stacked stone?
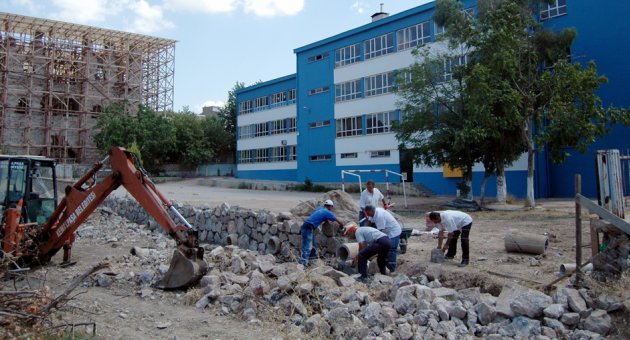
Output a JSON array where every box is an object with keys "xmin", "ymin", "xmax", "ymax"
[{"xmin": 102, "ymin": 197, "xmax": 344, "ymax": 257}]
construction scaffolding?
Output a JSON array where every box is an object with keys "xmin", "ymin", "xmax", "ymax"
[{"xmin": 0, "ymin": 12, "xmax": 176, "ymax": 163}]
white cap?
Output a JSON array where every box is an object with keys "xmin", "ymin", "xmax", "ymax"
[{"xmin": 324, "ymin": 199, "xmax": 334, "ymax": 207}]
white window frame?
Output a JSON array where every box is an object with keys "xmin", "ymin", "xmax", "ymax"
[
  {"xmin": 287, "ymin": 117, "xmax": 297, "ymax": 132},
  {"xmin": 270, "ymin": 146, "xmax": 286, "ymax": 162},
  {"xmin": 270, "ymin": 91, "xmax": 286, "ymax": 107},
  {"xmin": 397, "ymin": 22, "xmax": 431, "ymax": 51},
  {"xmin": 238, "ymin": 124, "xmax": 254, "ymax": 139},
  {"xmin": 239, "ymin": 100, "xmax": 252, "ymax": 114},
  {"xmin": 335, "ymin": 43, "xmax": 361, "ymax": 67},
  {"xmin": 366, "ymin": 111, "xmax": 396, "ymax": 135},
  {"xmin": 270, "ymin": 119, "xmax": 286, "ymax": 135},
  {"xmin": 287, "ymin": 145, "xmax": 297, "ymax": 161},
  {"xmin": 288, "ymin": 89, "xmax": 296, "ymax": 104},
  {"xmin": 255, "ymin": 122, "xmax": 268, "ymax": 137},
  {"xmin": 239, "ymin": 149, "xmax": 253, "ymax": 164},
  {"xmin": 309, "ymin": 120, "xmax": 330, "ymax": 128},
  {"xmin": 335, "ymin": 79, "xmax": 362, "ymax": 102},
  {"xmin": 370, "ymin": 150, "xmax": 391, "ymax": 158},
  {"xmin": 308, "ymin": 86, "xmax": 330, "ymax": 95},
  {"xmin": 254, "ymin": 148, "xmax": 268, "ymax": 163},
  {"xmin": 540, "ymin": 0, "xmax": 567, "ymax": 20},
  {"xmin": 336, "ymin": 116, "xmax": 363, "ymax": 138},
  {"xmin": 435, "ymin": 22, "xmax": 445, "ymax": 37},
  {"xmin": 365, "ymin": 71, "xmax": 395, "ymax": 97},
  {"xmin": 310, "ymin": 154, "xmax": 332, "ymax": 161},
  {"xmin": 253, "ymin": 96, "xmax": 268, "ymax": 112},
  {"xmin": 365, "ymin": 33, "xmax": 394, "ymax": 60},
  {"xmin": 443, "ymin": 55, "xmax": 468, "ymax": 82}
]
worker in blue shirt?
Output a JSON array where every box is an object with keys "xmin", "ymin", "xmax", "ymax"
[{"xmin": 299, "ymin": 199, "xmax": 344, "ymax": 266}]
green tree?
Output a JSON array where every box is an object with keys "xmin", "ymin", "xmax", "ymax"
[
  {"xmin": 168, "ymin": 112, "xmax": 215, "ymax": 166},
  {"xmin": 93, "ymin": 103, "xmax": 137, "ymax": 152},
  {"xmin": 404, "ymin": 0, "xmax": 627, "ymax": 206},
  {"xmin": 217, "ymin": 82, "xmax": 244, "ymax": 157}
]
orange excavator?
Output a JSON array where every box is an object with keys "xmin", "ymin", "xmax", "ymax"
[{"xmin": 0, "ymin": 147, "xmax": 208, "ymax": 289}]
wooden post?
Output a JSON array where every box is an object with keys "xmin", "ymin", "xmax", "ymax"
[
  {"xmin": 590, "ymin": 222, "xmax": 599, "ymax": 257},
  {"xmin": 575, "ymin": 174, "xmax": 582, "ymax": 285}
]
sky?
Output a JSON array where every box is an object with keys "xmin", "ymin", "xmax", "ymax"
[{"xmin": 0, "ymin": 0, "xmax": 431, "ymax": 113}]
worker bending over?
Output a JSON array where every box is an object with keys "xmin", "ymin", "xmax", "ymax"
[
  {"xmin": 344, "ymin": 225, "xmax": 391, "ymax": 283},
  {"xmin": 363, "ymin": 205, "xmax": 401, "ymax": 272},
  {"xmin": 299, "ymin": 200, "xmax": 344, "ymax": 267},
  {"xmin": 429, "ymin": 210, "xmax": 473, "ymax": 267}
]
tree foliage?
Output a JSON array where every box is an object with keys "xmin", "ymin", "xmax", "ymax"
[
  {"xmin": 217, "ymin": 82, "xmax": 244, "ymax": 156},
  {"xmin": 94, "ymin": 104, "xmax": 232, "ymax": 173},
  {"xmin": 396, "ymin": 0, "xmax": 627, "ymax": 205}
]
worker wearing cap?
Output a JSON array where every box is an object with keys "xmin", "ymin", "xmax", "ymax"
[
  {"xmin": 429, "ymin": 210, "xmax": 473, "ymax": 267},
  {"xmin": 299, "ymin": 200, "xmax": 344, "ymax": 267},
  {"xmin": 344, "ymin": 225, "xmax": 391, "ymax": 282},
  {"xmin": 364, "ymin": 205, "xmax": 402, "ymax": 272},
  {"xmin": 358, "ymin": 180, "xmax": 388, "ymax": 226}
]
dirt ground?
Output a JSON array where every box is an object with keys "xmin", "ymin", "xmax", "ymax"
[{"xmin": 5, "ymin": 179, "xmax": 600, "ymax": 339}]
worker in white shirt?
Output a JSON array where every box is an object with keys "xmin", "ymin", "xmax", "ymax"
[
  {"xmin": 429, "ymin": 210, "xmax": 473, "ymax": 267},
  {"xmin": 358, "ymin": 180, "xmax": 388, "ymax": 226},
  {"xmin": 364, "ymin": 205, "xmax": 402, "ymax": 272}
]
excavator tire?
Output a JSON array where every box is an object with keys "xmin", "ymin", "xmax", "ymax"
[{"xmin": 154, "ymin": 248, "xmax": 208, "ymax": 289}]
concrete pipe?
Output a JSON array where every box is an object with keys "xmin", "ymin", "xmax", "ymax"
[
  {"xmin": 226, "ymin": 233, "xmax": 238, "ymax": 246},
  {"xmin": 560, "ymin": 263, "xmax": 593, "ymax": 275},
  {"xmin": 337, "ymin": 242, "xmax": 359, "ymax": 261},
  {"xmin": 504, "ymin": 230, "xmax": 549, "ymax": 255},
  {"xmin": 266, "ymin": 236, "xmax": 281, "ymax": 255}
]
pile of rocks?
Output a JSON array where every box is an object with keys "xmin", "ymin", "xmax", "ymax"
[
  {"xmin": 97, "ymin": 198, "xmax": 629, "ymax": 339},
  {"xmin": 188, "ymin": 245, "xmax": 625, "ymax": 339},
  {"xmin": 102, "ymin": 192, "xmax": 356, "ymax": 259}
]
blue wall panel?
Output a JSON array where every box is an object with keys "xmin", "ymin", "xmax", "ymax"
[{"xmin": 413, "ymin": 170, "xmax": 528, "ymax": 198}]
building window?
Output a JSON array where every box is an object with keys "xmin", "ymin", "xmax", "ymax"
[
  {"xmin": 16, "ymin": 98, "xmax": 29, "ymax": 114},
  {"xmin": 308, "ymin": 52, "xmax": 329, "ymax": 63},
  {"xmin": 370, "ymin": 150, "xmax": 391, "ymax": 158},
  {"xmin": 397, "ymin": 21, "xmax": 431, "ymax": 51},
  {"xmin": 309, "ymin": 120, "xmax": 330, "ymax": 128},
  {"xmin": 239, "ymin": 150, "xmax": 254, "ymax": 164},
  {"xmin": 310, "ymin": 154, "xmax": 332, "ymax": 161},
  {"xmin": 366, "ymin": 111, "xmax": 396, "ymax": 134},
  {"xmin": 270, "ymin": 146, "xmax": 286, "ymax": 162},
  {"xmin": 238, "ymin": 125, "xmax": 254, "ymax": 139},
  {"xmin": 270, "ymin": 91, "xmax": 287, "ymax": 107},
  {"xmin": 365, "ymin": 33, "xmax": 394, "ymax": 60},
  {"xmin": 336, "ymin": 116, "xmax": 363, "ymax": 138},
  {"xmin": 366, "ymin": 72, "xmax": 395, "ymax": 97},
  {"xmin": 255, "ymin": 122, "xmax": 269, "ymax": 137},
  {"xmin": 435, "ymin": 22, "xmax": 445, "ymax": 37},
  {"xmin": 287, "ymin": 117, "xmax": 297, "ymax": 132},
  {"xmin": 443, "ymin": 55, "xmax": 468, "ymax": 82},
  {"xmin": 341, "ymin": 152, "xmax": 358, "ymax": 159},
  {"xmin": 271, "ymin": 119, "xmax": 286, "ymax": 135},
  {"xmin": 253, "ymin": 96, "xmax": 269, "ymax": 112},
  {"xmin": 288, "ymin": 89, "xmax": 296, "ymax": 104},
  {"xmin": 308, "ymin": 86, "xmax": 330, "ymax": 95},
  {"xmin": 540, "ymin": 0, "xmax": 566, "ymax": 20},
  {"xmin": 462, "ymin": 7, "xmax": 475, "ymax": 19},
  {"xmin": 335, "ymin": 43, "xmax": 361, "ymax": 67},
  {"xmin": 287, "ymin": 145, "xmax": 297, "ymax": 161},
  {"xmin": 239, "ymin": 100, "xmax": 252, "ymax": 114},
  {"xmin": 335, "ymin": 79, "xmax": 362, "ymax": 102},
  {"xmin": 255, "ymin": 148, "xmax": 268, "ymax": 163}
]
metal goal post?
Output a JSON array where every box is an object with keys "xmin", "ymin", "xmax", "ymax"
[{"xmin": 341, "ymin": 169, "xmax": 407, "ymax": 208}]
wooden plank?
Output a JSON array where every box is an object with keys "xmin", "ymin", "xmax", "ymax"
[
  {"xmin": 590, "ymin": 222, "xmax": 599, "ymax": 257},
  {"xmin": 578, "ymin": 194, "xmax": 630, "ymax": 235}
]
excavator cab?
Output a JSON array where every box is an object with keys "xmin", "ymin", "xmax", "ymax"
[{"xmin": 0, "ymin": 155, "xmax": 58, "ymax": 225}]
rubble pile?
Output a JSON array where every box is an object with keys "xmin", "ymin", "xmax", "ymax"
[
  {"xmin": 590, "ymin": 218, "xmax": 630, "ymax": 280},
  {"xmin": 88, "ymin": 202, "xmax": 629, "ymax": 339}
]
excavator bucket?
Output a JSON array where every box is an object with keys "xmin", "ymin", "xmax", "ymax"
[{"xmin": 155, "ymin": 248, "xmax": 208, "ymax": 290}]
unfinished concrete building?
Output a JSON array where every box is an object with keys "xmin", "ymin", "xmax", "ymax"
[{"xmin": 0, "ymin": 12, "xmax": 175, "ymax": 163}]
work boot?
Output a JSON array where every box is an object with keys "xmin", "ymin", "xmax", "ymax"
[{"xmin": 458, "ymin": 260, "xmax": 469, "ymax": 267}]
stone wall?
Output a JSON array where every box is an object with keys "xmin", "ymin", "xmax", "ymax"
[{"xmin": 102, "ymin": 196, "xmax": 346, "ymax": 258}]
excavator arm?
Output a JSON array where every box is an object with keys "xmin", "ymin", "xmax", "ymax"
[{"xmin": 33, "ymin": 147, "xmax": 207, "ymax": 289}]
